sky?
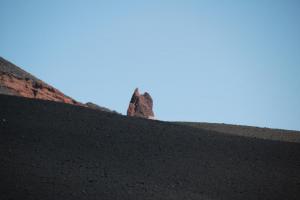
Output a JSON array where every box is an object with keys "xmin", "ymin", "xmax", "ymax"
[{"xmin": 1, "ymin": 0, "xmax": 300, "ymax": 130}]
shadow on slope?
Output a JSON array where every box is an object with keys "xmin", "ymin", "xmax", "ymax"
[{"xmin": 175, "ymin": 122, "xmax": 300, "ymax": 143}]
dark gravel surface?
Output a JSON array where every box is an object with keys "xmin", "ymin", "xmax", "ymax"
[{"xmin": 1, "ymin": 94, "xmax": 300, "ymax": 200}]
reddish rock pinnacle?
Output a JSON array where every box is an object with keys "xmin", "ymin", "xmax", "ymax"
[{"xmin": 127, "ymin": 88, "xmax": 155, "ymax": 119}]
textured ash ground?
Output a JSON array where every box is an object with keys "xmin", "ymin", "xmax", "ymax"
[{"xmin": 0, "ymin": 94, "xmax": 300, "ymax": 200}]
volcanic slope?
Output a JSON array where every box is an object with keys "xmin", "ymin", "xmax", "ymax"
[
  {"xmin": 0, "ymin": 57, "xmax": 116, "ymax": 113},
  {"xmin": 0, "ymin": 56, "xmax": 80, "ymax": 105},
  {"xmin": 1, "ymin": 94, "xmax": 300, "ymax": 200}
]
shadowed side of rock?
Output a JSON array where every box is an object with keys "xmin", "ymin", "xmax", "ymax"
[{"xmin": 127, "ymin": 88, "xmax": 155, "ymax": 119}]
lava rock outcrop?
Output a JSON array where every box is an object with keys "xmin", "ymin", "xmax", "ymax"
[{"xmin": 127, "ymin": 88, "xmax": 155, "ymax": 119}]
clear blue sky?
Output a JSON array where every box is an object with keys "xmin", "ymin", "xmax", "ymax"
[{"xmin": 1, "ymin": 0, "xmax": 300, "ymax": 130}]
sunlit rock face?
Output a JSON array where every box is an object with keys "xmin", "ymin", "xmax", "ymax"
[{"xmin": 127, "ymin": 88, "xmax": 155, "ymax": 119}]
